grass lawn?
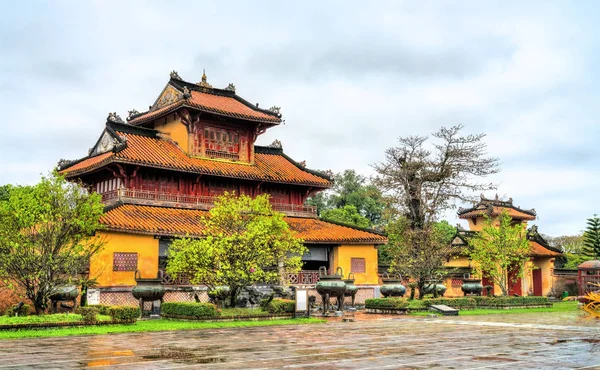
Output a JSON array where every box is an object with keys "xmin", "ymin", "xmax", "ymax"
[
  {"xmin": 0, "ymin": 314, "xmax": 112, "ymax": 325},
  {"xmin": 220, "ymin": 307, "xmax": 272, "ymax": 317},
  {"xmin": 0, "ymin": 317, "xmax": 325, "ymax": 340},
  {"xmin": 409, "ymin": 301, "xmax": 579, "ymax": 316}
]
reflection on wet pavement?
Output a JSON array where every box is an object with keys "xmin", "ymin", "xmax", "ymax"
[{"xmin": 0, "ymin": 310, "xmax": 598, "ymax": 369}]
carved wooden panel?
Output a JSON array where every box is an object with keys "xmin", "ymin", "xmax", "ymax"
[
  {"xmin": 351, "ymin": 258, "xmax": 366, "ymax": 273},
  {"xmin": 113, "ymin": 252, "xmax": 138, "ymax": 272}
]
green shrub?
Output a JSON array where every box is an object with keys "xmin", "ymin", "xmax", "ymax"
[
  {"xmin": 5, "ymin": 304, "xmax": 30, "ymax": 317},
  {"xmin": 473, "ymin": 296, "xmax": 550, "ymax": 307},
  {"xmin": 108, "ymin": 306, "xmax": 139, "ymax": 323},
  {"xmin": 76, "ymin": 307, "xmax": 99, "ymax": 324},
  {"xmin": 365, "ymin": 298, "xmax": 409, "ymax": 310},
  {"xmin": 87, "ymin": 304, "xmax": 111, "ymax": 316},
  {"xmin": 265, "ymin": 299, "xmax": 295, "ymax": 314},
  {"xmin": 423, "ymin": 298, "xmax": 476, "ymax": 309},
  {"xmin": 407, "ymin": 299, "xmax": 427, "ymax": 310},
  {"xmin": 161, "ymin": 302, "xmax": 220, "ymax": 318}
]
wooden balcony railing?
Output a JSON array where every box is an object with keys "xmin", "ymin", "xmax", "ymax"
[{"xmin": 100, "ymin": 188, "xmax": 317, "ymax": 217}]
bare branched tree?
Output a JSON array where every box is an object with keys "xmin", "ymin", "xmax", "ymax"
[
  {"xmin": 374, "ymin": 125, "xmax": 499, "ymax": 298},
  {"xmin": 373, "ymin": 124, "xmax": 500, "ymax": 229}
]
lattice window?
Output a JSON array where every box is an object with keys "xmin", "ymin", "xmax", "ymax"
[
  {"xmin": 113, "ymin": 252, "xmax": 138, "ymax": 272},
  {"xmin": 451, "ymin": 278, "xmax": 463, "ymax": 287},
  {"xmin": 351, "ymin": 258, "xmax": 366, "ymax": 273},
  {"xmin": 203, "ymin": 126, "xmax": 240, "ymax": 160}
]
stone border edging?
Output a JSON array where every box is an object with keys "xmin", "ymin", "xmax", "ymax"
[
  {"xmin": 161, "ymin": 313, "xmax": 294, "ymax": 321},
  {"xmin": 0, "ymin": 320, "xmax": 135, "ymax": 330}
]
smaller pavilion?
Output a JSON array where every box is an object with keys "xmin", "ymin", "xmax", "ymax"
[{"xmin": 446, "ymin": 195, "xmax": 562, "ymax": 297}]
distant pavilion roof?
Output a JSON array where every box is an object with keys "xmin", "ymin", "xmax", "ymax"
[
  {"xmin": 449, "ymin": 225, "xmax": 562, "ymax": 258},
  {"xmin": 458, "ymin": 194, "xmax": 536, "ymax": 221}
]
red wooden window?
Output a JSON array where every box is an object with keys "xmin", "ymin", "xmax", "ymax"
[
  {"xmin": 203, "ymin": 126, "xmax": 240, "ymax": 160},
  {"xmin": 113, "ymin": 252, "xmax": 138, "ymax": 272},
  {"xmin": 351, "ymin": 258, "xmax": 366, "ymax": 273}
]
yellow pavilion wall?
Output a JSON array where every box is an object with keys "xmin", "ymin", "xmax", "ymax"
[
  {"xmin": 152, "ymin": 115, "xmax": 188, "ymax": 150},
  {"xmin": 90, "ymin": 231, "xmax": 159, "ymax": 287},
  {"xmin": 331, "ymin": 245, "xmax": 379, "ymax": 285},
  {"xmin": 443, "ymin": 256, "xmax": 471, "ymax": 297}
]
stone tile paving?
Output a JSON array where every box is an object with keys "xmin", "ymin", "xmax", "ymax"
[{"xmin": 0, "ymin": 311, "xmax": 598, "ymax": 369}]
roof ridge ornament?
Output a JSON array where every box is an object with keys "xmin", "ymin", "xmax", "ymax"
[
  {"xmin": 225, "ymin": 83, "xmax": 236, "ymax": 92},
  {"xmin": 197, "ymin": 69, "xmax": 212, "ymax": 88},
  {"xmin": 170, "ymin": 70, "xmax": 182, "ymax": 81},
  {"xmin": 268, "ymin": 139, "xmax": 282, "ymax": 149},
  {"xmin": 269, "ymin": 106, "xmax": 281, "ymax": 115},
  {"xmin": 127, "ymin": 109, "xmax": 140, "ymax": 121},
  {"xmin": 107, "ymin": 112, "xmax": 125, "ymax": 124},
  {"xmin": 182, "ymin": 86, "xmax": 191, "ymax": 99}
]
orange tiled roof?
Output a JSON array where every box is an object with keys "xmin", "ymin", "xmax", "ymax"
[
  {"xmin": 458, "ymin": 206, "xmax": 536, "ymax": 221},
  {"xmin": 61, "ymin": 131, "xmax": 331, "ymax": 187},
  {"xmin": 529, "ymin": 241, "xmax": 561, "ymax": 257},
  {"xmin": 128, "ymin": 80, "xmax": 281, "ymax": 125},
  {"xmin": 100, "ymin": 204, "xmax": 387, "ymax": 244}
]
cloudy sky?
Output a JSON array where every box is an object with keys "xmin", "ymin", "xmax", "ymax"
[{"xmin": 1, "ymin": 1, "xmax": 598, "ymax": 236}]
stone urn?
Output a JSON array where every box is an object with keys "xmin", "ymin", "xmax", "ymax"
[
  {"xmin": 461, "ymin": 278, "xmax": 484, "ymax": 296},
  {"xmin": 422, "ymin": 281, "xmax": 447, "ymax": 297},
  {"xmin": 315, "ymin": 266, "xmax": 346, "ymax": 313},
  {"xmin": 343, "ymin": 273, "xmax": 359, "ymax": 308},
  {"xmin": 49, "ymin": 285, "xmax": 79, "ymax": 313},
  {"xmin": 380, "ymin": 273, "xmax": 406, "ymax": 298},
  {"xmin": 132, "ymin": 270, "xmax": 166, "ymax": 317}
]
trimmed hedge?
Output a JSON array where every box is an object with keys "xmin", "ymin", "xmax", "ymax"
[
  {"xmin": 87, "ymin": 304, "xmax": 112, "ymax": 316},
  {"xmin": 472, "ymin": 296, "xmax": 550, "ymax": 307},
  {"xmin": 423, "ymin": 298, "xmax": 477, "ymax": 309},
  {"xmin": 76, "ymin": 307, "xmax": 99, "ymax": 324},
  {"xmin": 365, "ymin": 298, "xmax": 409, "ymax": 310},
  {"xmin": 108, "ymin": 306, "xmax": 139, "ymax": 323},
  {"xmin": 265, "ymin": 299, "xmax": 295, "ymax": 314},
  {"xmin": 161, "ymin": 302, "xmax": 220, "ymax": 318}
]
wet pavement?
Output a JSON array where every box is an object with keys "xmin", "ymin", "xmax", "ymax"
[{"xmin": 0, "ymin": 311, "xmax": 599, "ymax": 369}]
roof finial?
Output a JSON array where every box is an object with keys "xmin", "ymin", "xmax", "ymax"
[{"xmin": 197, "ymin": 69, "xmax": 212, "ymax": 88}]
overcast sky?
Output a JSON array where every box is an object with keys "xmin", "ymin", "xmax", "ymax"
[{"xmin": 1, "ymin": 1, "xmax": 598, "ymax": 236}]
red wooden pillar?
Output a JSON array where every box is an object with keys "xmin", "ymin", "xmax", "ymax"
[{"xmin": 532, "ymin": 269, "xmax": 543, "ymax": 296}]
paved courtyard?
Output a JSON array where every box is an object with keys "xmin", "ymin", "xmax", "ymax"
[{"xmin": 0, "ymin": 311, "xmax": 598, "ymax": 369}]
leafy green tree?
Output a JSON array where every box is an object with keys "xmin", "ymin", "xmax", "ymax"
[
  {"xmin": 582, "ymin": 215, "xmax": 600, "ymax": 259},
  {"xmin": 467, "ymin": 210, "xmax": 531, "ymax": 296},
  {"xmin": 383, "ymin": 217, "xmax": 453, "ymax": 299},
  {"xmin": 0, "ymin": 185, "xmax": 10, "ymax": 201},
  {"xmin": 166, "ymin": 193, "xmax": 305, "ymax": 307},
  {"xmin": 320, "ymin": 205, "xmax": 371, "ymax": 228},
  {"xmin": 305, "ymin": 169, "xmax": 386, "ymax": 226},
  {"xmin": 0, "ymin": 173, "xmax": 105, "ymax": 314}
]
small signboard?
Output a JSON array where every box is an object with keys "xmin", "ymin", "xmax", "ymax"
[{"xmin": 295, "ymin": 289, "xmax": 308, "ymax": 318}]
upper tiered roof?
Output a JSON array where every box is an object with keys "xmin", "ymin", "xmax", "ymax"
[
  {"xmin": 127, "ymin": 70, "xmax": 282, "ymax": 126},
  {"xmin": 458, "ymin": 194, "xmax": 537, "ymax": 221},
  {"xmin": 59, "ymin": 120, "xmax": 332, "ymax": 187}
]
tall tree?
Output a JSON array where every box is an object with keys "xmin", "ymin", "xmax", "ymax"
[
  {"xmin": 467, "ymin": 211, "xmax": 531, "ymax": 296},
  {"xmin": 166, "ymin": 193, "xmax": 305, "ymax": 307},
  {"xmin": 0, "ymin": 173, "xmax": 105, "ymax": 314},
  {"xmin": 373, "ymin": 124, "xmax": 500, "ymax": 229},
  {"xmin": 582, "ymin": 215, "xmax": 600, "ymax": 260},
  {"xmin": 383, "ymin": 217, "xmax": 453, "ymax": 299}
]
